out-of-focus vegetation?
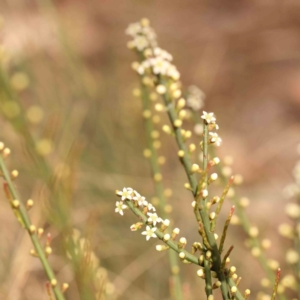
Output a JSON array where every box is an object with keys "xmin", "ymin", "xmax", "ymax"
[{"xmin": 1, "ymin": 1, "xmax": 300, "ymax": 300}]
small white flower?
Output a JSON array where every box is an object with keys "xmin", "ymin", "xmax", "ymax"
[
  {"xmin": 150, "ymin": 57, "xmax": 170, "ymax": 75},
  {"xmin": 201, "ymin": 111, "xmax": 216, "ymax": 124},
  {"xmin": 125, "ymin": 22, "xmax": 142, "ymax": 36},
  {"xmin": 115, "ymin": 201, "xmax": 127, "ymax": 215},
  {"xmin": 161, "ymin": 50, "xmax": 173, "ymax": 61},
  {"xmin": 141, "ymin": 226, "xmax": 157, "ymax": 240},
  {"xmin": 133, "ymin": 36, "xmax": 149, "ymax": 51},
  {"xmin": 147, "ymin": 203, "xmax": 156, "ymax": 212},
  {"xmin": 132, "ymin": 192, "xmax": 146, "ymax": 205},
  {"xmin": 209, "ymin": 132, "xmax": 222, "ymax": 146},
  {"xmin": 166, "ymin": 65, "xmax": 180, "ymax": 80},
  {"xmin": 117, "ymin": 187, "xmax": 133, "ymax": 200},
  {"xmin": 147, "ymin": 212, "xmax": 162, "ymax": 225}
]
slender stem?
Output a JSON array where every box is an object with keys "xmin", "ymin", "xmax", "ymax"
[
  {"xmin": 158, "ymin": 88, "xmax": 232, "ymax": 300},
  {"xmin": 0, "ymin": 155, "xmax": 66, "ymax": 300},
  {"xmin": 192, "ymin": 111, "xmax": 287, "ymax": 300},
  {"xmin": 140, "ymin": 81, "xmax": 184, "ymax": 300},
  {"xmin": 204, "ymin": 258, "xmax": 213, "ymax": 298}
]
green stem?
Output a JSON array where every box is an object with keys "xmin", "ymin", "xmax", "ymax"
[
  {"xmin": 158, "ymin": 87, "xmax": 231, "ymax": 300},
  {"xmin": 193, "ymin": 112, "xmax": 287, "ymax": 300},
  {"xmin": 204, "ymin": 258, "xmax": 213, "ymax": 298},
  {"xmin": 0, "ymin": 155, "xmax": 66, "ymax": 300},
  {"xmin": 140, "ymin": 81, "xmax": 184, "ymax": 300}
]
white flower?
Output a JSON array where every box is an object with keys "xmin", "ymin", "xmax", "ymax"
[
  {"xmin": 201, "ymin": 111, "xmax": 216, "ymax": 124},
  {"xmin": 166, "ymin": 65, "xmax": 180, "ymax": 80},
  {"xmin": 141, "ymin": 226, "xmax": 157, "ymax": 240},
  {"xmin": 150, "ymin": 57, "xmax": 170, "ymax": 75},
  {"xmin": 147, "ymin": 203, "xmax": 156, "ymax": 212},
  {"xmin": 209, "ymin": 132, "xmax": 222, "ymax": 146},
  {"xmin": 125, "ymin": 22, "xmax": 142, "ymax": 36},
  {"xmin": 141, "ymin": 27, "xmax": 157, "ymax": 43},
  {"xmin": 115, "ymin": 201, "xmax": 127, "ymax": 215},
  {"xmin": 133, "ymin": 36, "xmax": 149, "ymax": 51},
  {"xmin": 133, "ymin": 192, "xmax": 146, "ymax": 205},
  {"xmin": 147, "ymin": 212, "xmax": 162, "ymax": 225},
  {"xmin": 161, "ymin": 50, "xmax": 173, "ymax": 61},
  {"xmin": 117, "ymin": 187, "xmax": 133, "ymax": 200}
]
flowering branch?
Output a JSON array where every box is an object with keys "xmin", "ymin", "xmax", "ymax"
[{"xmin": 0, "ymin": 144, "xmax": 66, "ymax": 300}]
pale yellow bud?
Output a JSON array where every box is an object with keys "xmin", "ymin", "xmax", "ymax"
[
  {"xmin": 179, "ymin": 110, "xmax": 187, "ymax": 120},
  {"xmin": 184, "ymin": 183, "xmax": 191, "ymax": 190},
  {"xmin": 29, "ymin": 225, "xmax": 36, "ymax": 234},
  {"xmin": 286, "ymin": 249, "xmax": 299, "ymax": 264},
  {"xmin": 164, "ymin": 188, "xmax": 172, "ymax": 197},
  {"xmin": 172, "ymin": 89, "xmax": 181, "ymax": 99},
  {"xmin": 209, "ymin": 212, "xmax": 216, "ymax": 220},
  {"xmin": 231, "ymin": 286, "xmax": 237, "ymax": 294},
  {"xmin": 189, "ymin": 143, "xmax": 196, "ymax": 152},
  {"xmin": 285, "ymin": 203, "xmax": 300, "ymax": 219},
  {"xmin": 191, "ymin": 164, "xmax": 200, "ymax": 174},
  {"xmin": 143, "ymin": 149, "xmax": 152, "ymax": 158},
  {"xmin": 173, "ymin": 119, "xmax": 182, "ymax": 128},
  {"xmin": 210, "ymin": 173, "xmax": 218, "ymax": 181},
  {"xmin": 26, "ymin": 199, "xmax": 34, "ymax": 209},
  {"xmin": 234, "ymin": 174, "xmax": 243, "ymax": 185},
  {"xmin": 177, "ymin": 98, "xmax": 186, "ymax": 110},
  {"xmin": 164, "ymin": 204, "xmax": 173, "ymax": 213},
  {"xmin": 156, "ymin": 85, "xmax": 167, "ymax": 94},
  {"xmin": 151, "ymin": 130, "xmax": 160, "ymax": 139},
  {"xmin": 251, "ymin": 247, "xmax": 261, "ymax": 257},
  {"xmin": 261, "ymin": 239, "xmax": 271, "ymax": 249},
  {"xmin": 62, "ymin": 283, "xmax": 69, "ymax": 293},
  {"xmin": 184, "ymin": 130, "xmax": 192, "ymax": 139},
  {"xmin": 45, "ymin": 246, "xmax": 52, "ymax": 255},
  {"xmin": 3, "ymin": 148, "xmax": 11, "ymax": 158},
  {"xmin": 51, "ymin": 279, "xmax": 57, "ymax": 287},
  {"xmin": 154, "ymin": 173, "xmax": 162, "ymax": 182},
  {"xmin": 12, "ymin": 200, "xmax": 20, "ymax": 208},
  {"xmin": 162, "ymin": 125, "xmax": 172, "ymax": 134},
  {"xmin": 248, "ymin": 226, "xmax": 259, "ymax": 237},
  {"xmin": 178, "ymin": 150, "xmax": 185, "ymax": 158},
  {"xmin": 155, "ymin": 103, "xmax": 165, "ymax": 112},
  {"xmin": 140, "ymin": 18, "xmax": 150, "ymax": 27},
  {"xmin": 239, "ymin": 197, "xmax": 250, "ymax": 208},
  {"xmin": 142, "ymin": 110, "xmax": 152, "ymax": 119},
  {"xmin": 132, "ymin": 88, "xmax": 141, "ymax": 97},
  {"xmin": 212, "ymin": 157, "xmax": 220, "ymax": 165},
  {"xmin": 11, "ymin": 170, "xmax": 19, "ymax": 179}
]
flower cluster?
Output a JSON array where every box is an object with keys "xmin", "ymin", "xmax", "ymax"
[
  {"xmin": 126, "ymin": 20, "xmax": 180, "ymax": 81},
  {"xmin": 116, "ymin": 187, "xmax": 169, "ymax": 241}
]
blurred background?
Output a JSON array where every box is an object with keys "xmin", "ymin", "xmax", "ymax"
[{"xmin": 0, "ymin": 0, "xmax": 300, "ymax": 299}]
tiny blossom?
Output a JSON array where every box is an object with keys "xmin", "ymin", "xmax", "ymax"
[
  {"xmin": 150, "ymin": 57, "xmax": 170, "ymax": 75},
  {"xmin": 133, "ymin": 36, "xmax": 149, "ymax": 51},
  {"xmin": 117, "ymin": 187, "xmax": 133, "ymax": 200},
  {"xmin": 147, "ymin": 203, "xmax": 156, "ymax": 212},
  {"xmin": 141, "ymin": 226, "xmax": 157, "ymax": 241},
  {"xmin": 115, "ymin": 201, "xmax": 127, "ymax": 216},
  {"xmin": 209, "ymin": 132, "xmax": 222, "ymax": 146},
  {"xmin": 147, "ymin": 212, "xmax": 162, "ymax": 225},
  {"xmin": 201, "ymin": 111, "xmax": 216, "ymax": 124},
  {"xmin": 125, "ymin": 22, "xmax": 142, "ymax": 36}
]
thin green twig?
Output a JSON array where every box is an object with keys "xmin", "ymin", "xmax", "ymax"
[{"xmin": 0, "ymin": 155, "xmax": 66, "ymax": 300}]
